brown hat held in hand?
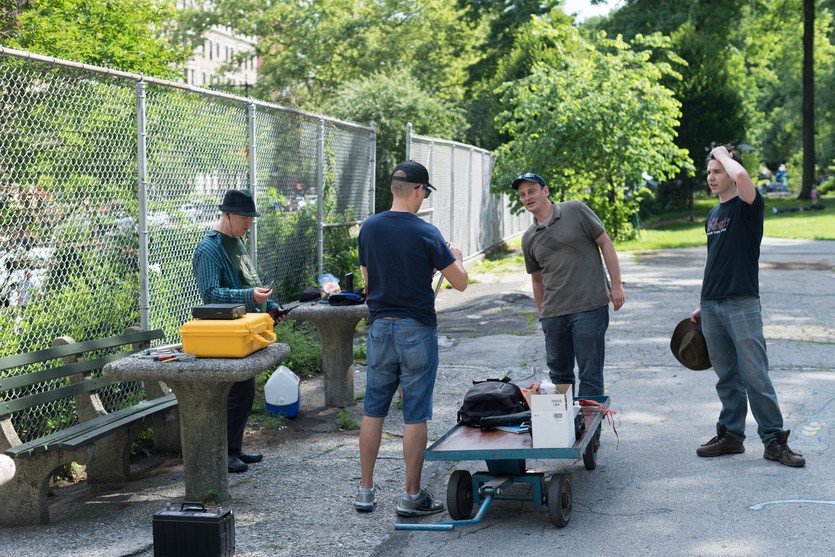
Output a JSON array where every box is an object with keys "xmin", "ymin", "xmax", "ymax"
[{"xmin": 670, "ymin": 318, "xmax": 712, "ymax": 371}]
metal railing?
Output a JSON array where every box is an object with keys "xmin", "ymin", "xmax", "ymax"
[{"xmin": 405, "ymin": 123, "xmax": 530, "ymax": 260}]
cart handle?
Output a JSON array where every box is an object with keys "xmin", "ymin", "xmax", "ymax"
[{"xmin": 394, "ymin": 496, "xmax": 494, "ymax": 532}]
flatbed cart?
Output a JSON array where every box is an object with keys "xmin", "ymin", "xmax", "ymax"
[{"xmin": 395, "ymin": 395, "xmax": 610, "ymax": 531}]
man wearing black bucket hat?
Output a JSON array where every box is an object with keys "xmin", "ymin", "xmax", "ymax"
[
  {"xmin": 690, "ymin": 145, "xmax": 804, "ymax": 467},
  {"xmin": 193, "ymin": 188, "xmax": 285, "ymax": 473}
]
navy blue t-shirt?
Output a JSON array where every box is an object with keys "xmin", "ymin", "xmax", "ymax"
[
  {"xmin": 358, "ymin": 211, "xmax": 455, "ymax": 327},
  {"xmin": 701, "ymin": 191, "xmax": 764, "ymax": 300}
]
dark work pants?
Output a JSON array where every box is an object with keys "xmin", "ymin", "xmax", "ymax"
[{"xmin": 227, "ymin": 377, "xmax": 255, "ymax": 453}]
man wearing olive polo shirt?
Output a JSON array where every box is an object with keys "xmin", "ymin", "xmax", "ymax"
[{"xmin": 513, "ymin": 172, "xmax": 625, "ymax": 413}]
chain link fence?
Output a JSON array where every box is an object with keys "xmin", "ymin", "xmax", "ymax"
[
  {"xmin": 0, "ymin": 47, "xmax": 374, "ymax": 442},
  {"xmin": 406, "ymin": 124, "xmax": 530, "ymax": 260},
  {"xmin": 0, "ymin": 47, "xmax": 524, "ymax": 444}
]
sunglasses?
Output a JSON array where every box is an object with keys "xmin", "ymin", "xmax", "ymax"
[{"xmin": 414, "ymin": 184, "xmax": 432, "ymax": 199}]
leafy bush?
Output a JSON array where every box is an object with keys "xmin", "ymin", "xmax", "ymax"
[
  {"xmin": 270, "ymin": 320, "xmax": 322, "ymax": 378},
  {"xmin": 818, "ymin": 175, "xmax": 835, "ymax": 195}
]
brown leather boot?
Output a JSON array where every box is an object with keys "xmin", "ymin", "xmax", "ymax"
[
  {"xmin": 763, "ymin": 430, "xmax": 806, "ymax": 467},
  {"xmin": 696, "ymin": 423, "xmax": 745, "ymax": 457}
]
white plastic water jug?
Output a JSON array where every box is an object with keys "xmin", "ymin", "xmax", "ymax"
[{"xmin": 264, "ymin": 365, "xmax": 300, "ymax": 418}]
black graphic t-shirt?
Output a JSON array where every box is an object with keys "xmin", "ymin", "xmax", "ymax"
[{"xmin": 700, "ymin": 191, "xmax": 764, "ymax": 300}]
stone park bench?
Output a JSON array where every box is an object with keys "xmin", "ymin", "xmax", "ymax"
[{"xmin": 0, "ymin": 328, "xmax": 180, "ymax": 526}]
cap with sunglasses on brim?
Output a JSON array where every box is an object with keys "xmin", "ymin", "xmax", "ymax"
[
  {"xmin": 511, "ymin": 172, "xmax": 548, "ymax": 190},
  {"xmin": 392, "ymin": 161, "xmax": 436, "ymax": 193}
]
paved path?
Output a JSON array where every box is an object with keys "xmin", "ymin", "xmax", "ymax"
[{"xmin": 1, "ymin": 238, "xmax": 833, "ymax": 557}]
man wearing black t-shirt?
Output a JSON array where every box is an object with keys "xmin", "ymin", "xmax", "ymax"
[
  {"xmin": 354, "ymin": 161, "xmax": 468, "ymax": 516},
  {"xmin": 690, "ymin": 145, "xmax": 804, "ymax": 467}
]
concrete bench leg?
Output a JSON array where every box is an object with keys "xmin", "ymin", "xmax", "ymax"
[
  {"xmin": 0, "ymin": 446, "xmax": 93, "ymax": 526},
  {"xmin": 85, "ymin": 430, "xmax": 131, "ymax": 484}
]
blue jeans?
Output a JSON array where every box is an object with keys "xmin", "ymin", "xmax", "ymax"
[
  {"xmin": 540, "ymin": 305, "xmax": 609, "ymax": 397},
  {"xmin": 700, "ymin": 297, "xmax": 783, "ymax": 444},
  {"xmin": 364, "ymin": 318, "xmax": 438, "ymax": 424}
]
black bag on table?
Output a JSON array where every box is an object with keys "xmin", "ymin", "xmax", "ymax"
[{"xmin": 457, "ymin": 378, "xmax": 528, "ymax": 429}]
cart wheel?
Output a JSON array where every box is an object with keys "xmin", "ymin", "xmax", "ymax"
[
  {"xmin": 446, "ymin": 470, "xmax": 474, "ymax": 520},
  {"xmin": 547, "ymin": 474, "xmax": 572, "ymax": 527},
  {"xmin": 583, "ymin": 435, "xmax": 599, "ymax": 470}
]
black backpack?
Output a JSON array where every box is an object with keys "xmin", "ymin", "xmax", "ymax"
[{"xmin": 457, "ymin": 378, "xmax": 529, "ymax": 428}]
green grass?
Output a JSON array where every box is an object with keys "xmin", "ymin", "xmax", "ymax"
[
  {"xmin": 467, "ymin": 237, "xmax": 525, "ymax": 274},
  {"xmin": 617, "ymin": 193, "xmax": 835, "ymax": 251}
]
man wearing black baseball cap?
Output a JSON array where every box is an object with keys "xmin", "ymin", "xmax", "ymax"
[
  {"xmin": 193, "ymin": 189, "xmax": 286, "ymax": 473},
  {"xmin": 513, "ymin": 172, "xmax": 625, "ymax": 442},
  {"xmin": 390, "ymin": 160, "xmax": 437, "ymax": 197},
  {"xmin": 355, "ymin": 161, "xmax": 467, "ymax": 516}
]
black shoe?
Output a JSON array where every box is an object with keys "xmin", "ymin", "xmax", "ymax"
[
  {"xmin": 227, "ymin": 454, "xmax": 249, "ymax": 473},
  {"xmin": 696, "ymin": 423, "xmax": 745, "ymax": 457},
  {"xmin": 238, "ymin": 451, "xmax": 263, "ymax": 464}
]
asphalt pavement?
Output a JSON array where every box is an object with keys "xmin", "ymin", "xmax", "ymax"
[{"xmin": 1, "ymin": 238, "xmax": 833, "ymax": 557}]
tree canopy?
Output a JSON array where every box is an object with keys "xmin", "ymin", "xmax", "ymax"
[
  {"xmin": 6, "ymin": 0, "xmax": 835, "ymax": 220},
  {"xmin": 495, "ymin": 17, "xmax": 693, "ymax": 239},
  {"xmin": 4, "ymin": 0, "xmax": 189, "ymax": 78}
]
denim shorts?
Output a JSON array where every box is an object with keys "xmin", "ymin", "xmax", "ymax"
[{"xmin": 364, "ymin": 318, "xmax": 439, "ymax": 424}]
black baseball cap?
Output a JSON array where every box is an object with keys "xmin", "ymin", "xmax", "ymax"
[
  {"xmin": 392, "ymin": 160, "xmax": 435, "ymax": 192},
  {"xmin": 511, "ymin": 172, "xmax": 547, "ymax": 190}
]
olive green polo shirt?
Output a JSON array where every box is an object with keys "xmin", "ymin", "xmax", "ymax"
[{"xmin": 521, "ymin": 201, "xmax": 610, "ymax": 318}]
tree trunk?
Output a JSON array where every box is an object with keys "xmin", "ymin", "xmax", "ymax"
[{"xmin": 801, "ymin": 0, "xmax": 814, "ymax": 200}]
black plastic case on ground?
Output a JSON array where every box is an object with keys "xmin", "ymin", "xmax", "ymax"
[
  {"xmin": 191, "ymin": 304, "xmax": 246, "ymax": 320},
  {"xmin": 153, "ymin": 503, "xmax": 235, "ymax": 557}
]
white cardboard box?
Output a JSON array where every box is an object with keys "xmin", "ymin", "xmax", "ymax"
[
  {"xmin": 531, "ymin": 384, "xmax": 577, "ymax": 448},
  {"xmin": 530, "ymin": 383, "xmax": 573, "ymax": 413}
]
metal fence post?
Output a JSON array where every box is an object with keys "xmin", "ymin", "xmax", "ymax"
[
  {"xmin": 370, "ymin": 121, "xmax": 377, "ymax": 215},
  {"xmin": 449, "ymin": 144, "xmax": 455, "ymax": 245},
  {"xmin": 247, "ymin": 101, "xmax": 258, "ymax": 267},
  {"xmin": 468, "ymin": 147, "xmax": 474, "ymax": 256},
  {"xmin": 316, "ymin": 118, "xmax": 325, "ymax": 275},
  {"xmin": 136, "ymin": 80, "xmax": 150, "ymax": 331},
  {"xmin": 406, "ymin": 122, "xmax": 412, "ymax": 161}
]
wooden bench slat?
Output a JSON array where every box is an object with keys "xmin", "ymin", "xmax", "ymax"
[
  {"xmin": 58, "ymin": 395, "xmax": 179, "ymax": 450},
  {"xmin": 0, "ymin": 329, "xmax": 164, "ymax": 372},
  {"xmin": 0, "ymin": 352, "xmax": 129, "ymax": 393},
  {"xmin": 0, "ymin": 375, "xmax": 122, "ymax": 418},
  {"xmin": 5, "ymin": 394, "xmax": 178, "ymax": 458}
]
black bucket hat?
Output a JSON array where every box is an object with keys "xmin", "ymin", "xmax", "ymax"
[{"xmin": 218, "ymin": 189, "xmax": 261, "ymax": 217}]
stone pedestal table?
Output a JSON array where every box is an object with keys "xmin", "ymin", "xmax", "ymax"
[
  {"xmin": 103, "ymin": 342, "xmax": 289, "ymax": 502},
  {"xmin": 287, "ymin": 302, "xmax": 369, "ymax": 407}
]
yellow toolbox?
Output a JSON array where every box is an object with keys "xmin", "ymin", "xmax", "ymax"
[{"xmin": 180, "ymin": 313, "xmax": 276, "ymax": 358}]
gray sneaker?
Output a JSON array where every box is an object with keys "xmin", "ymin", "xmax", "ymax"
[
  {"xmin": 355, "ymin": 485, "xmax": 377, "ymax": 512},
  {"xmin": 395, "ymin": 488, "xmax": 444, "ymax": 517}
]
